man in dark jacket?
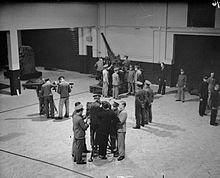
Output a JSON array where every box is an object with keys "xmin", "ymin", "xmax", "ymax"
[
  {"xmin": 210, "ymin": 84, "xmax": 219, "ymax": 126},
  {"xmin": 157, "ymin": 62, "xmax": 167, "ymax": 95},
  {"xmin": 176, "ymin": 68, "xmax": 187, "ymax": 103},
  {"xmin": 96, "ymin": 101, "xmax": 120, "ymax": 159},
  {"xmin": 133, "ymin": 81, "xmax": 148, "ymax": 129},
  {"xmin": 87, "ymin": 94, "xmax": 102, "ymax": 153},
  {"xmin": 144, "ymin": 80, "xmax": 154, "ymax": 123},
  {"xmin": 199, "ymin": 76, "xmax": 208, "ymax": 117}
]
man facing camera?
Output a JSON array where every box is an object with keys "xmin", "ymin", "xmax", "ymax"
[{"xmin": 117, "ymin": 101, "xmax": 127, "ymax": 161}]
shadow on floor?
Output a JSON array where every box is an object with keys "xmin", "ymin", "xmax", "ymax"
[
  {"xmin": 0, "ymin": 90, "xmax": 11, "ymax": 95},
  {"xmin": 5, "ymin": 117, "xmax": 52, "ymax": 122},
  {"xmin": 141, "ymin": 126, "xmax": 178, "ymax": 138},
  {"xmin": 151, "ymin": 122, "xmax": 186, "ymax": 132},
  {"xmin": 0, "ymin": 132, "xmax": 25, "ymax": 142},
  {"xmin": 185, "ymin": 97, "xmax": 200, "ymax": 102}
]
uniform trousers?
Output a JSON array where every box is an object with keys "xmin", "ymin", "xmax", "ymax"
[
  {"xmin": 128, "ymin": 82, "xmax": 135, "ymax": 94},
  {"xmin": 112, "ymin": 85, "xmax": 119, "ymax": 99},
  {"xmin": 72, "ymin": 138, "xmax": 87, "ymax": 156},
  {"xmin": 58, "ymin": 97, "xmax": 69, "ymax": 117},
  {"xmin": 102, "ymin": 82, "xmax": 108, "ymax": 97},
  {"xmin": 73, "ymin": 138, "xmax": 84, "ymax": 163},
  {"xmin": 117, "ymin": 132, "xmax": 126, "ymax": 157},
  {"xmin": 90, "ymin": 127, "xmax": 97, "ymax": 149},
  {"xmin": 177, "ymin": 87, "xmax": 185, "ymax": 101},
  {"xmin": 97, "ymin": 133, "xmax": 109, "ymax": 157},
  {"xmin": 148, "ymin": 104, "xmax": 152, "ymax": 123},
  {"xmin": 210, "ymin": 108, "xmax": 218, "ymax": 125},
  {"xmin": 110, "ymin": 131, "xmax": 117, "ymax": 152},
  {"xmin": 199, "ymin": 99, "xmax": 207, "ymax": 116},
  {"xmin": 135, "ymin": 106, "xmax": 148, "ymax": 127},
  {"xmin": 158, "ymin": 80, "xmax": 166, "ymax": 95},
  {"xmin": 38, "ymin": 97, "xmax": 45, "ymax": 114},
  {"xmin": 44, "ymin": 96, "xmax": 55, "ymax": 118}
]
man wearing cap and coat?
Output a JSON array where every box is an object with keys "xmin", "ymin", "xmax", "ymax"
[
  {"xmin": 144, "ymin": 80, "xmax": 154, "ymax": 123},
  {"xmin": 86, "ymin": 94, "xmax": 102, "ymax": 153},
  {"xmin": 72, "ymin": 104, "xmax": 90, "ymax": 164},
  {"xmin": 133, "ymin": 81, "xmax": 148, "ymax": 129},
  {"xmin": 176, "ymin": 69, "xmax": 187, "ymax": 102},
  {"xmin": 199, "ymin": 76, "xmax": 208, "ymax": 117}
]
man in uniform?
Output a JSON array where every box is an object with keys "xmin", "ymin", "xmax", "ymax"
[
  {"xmin": 87, "ymin": 94, "xmax": 102, "ymax": 162},
  {"xmin": 117, "ymin": 101, "xmax": 128, "ymax": 161},
  {"xmin": 157, "ymin": 62, "xmax": 167, "ymax": 95},
  {"xmin": 207, "ymin": 72, "xmax": 216, "ymax": 108},
  {"xmin": 176, "ymin": 68, "xmax": 187, "ymax": 103},
  {"xmin": 144, "ymin": 80, "xmax": 154, "ymax": 123},
  {"xmin": 57, "ymin": 76, "xmax": 71, "ymax": 119},
  {"xmin": 127, "ymin": 65, "xmax": 135, "ymax": 95},
  {"xmin": 72, "ymin": 104, "xmax": 90, "ymax": 164},
  {"xmin": 110, "ymin": 101, "xmax": 120, "ymax": 156},
  {"xmin": 199, "ymin": 76, "xmax": 208, "ymax": 117},
  {"xmin": 41, "ymin": 78, "xmax": 56, "ymax": 119},
  {"xmin": 133, "ymin": 81, "xmax": 148, "ymax": 129},
  {"xmin": 210, "ymin": 84, "xmax": 219, "ymax": 126}
]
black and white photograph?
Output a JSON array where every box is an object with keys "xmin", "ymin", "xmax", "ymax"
[{"xmin": 0, "ymin": 0, "xmax": 220, "ymax": 178}]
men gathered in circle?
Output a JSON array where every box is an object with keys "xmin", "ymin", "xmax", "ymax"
[
  {"xmin": 72, "ymin": 103, "xmax": 90, "ymax": 164},
  {"xmin": 144, "ymin": 80, "xmax": 154, "ymax": 123},
  {"xmin": 209, "ymin": 84, "xmax": 219, "ymax": 126},
  {"xmin": 117, "ymin": 100, "xmax": 127, "ymax": 161},
  {"xmin": 199, "ymin": 76, "xmax": 208, "ymax": 117},
  {"xmin": 176, "ymin": 68, "xmax": 187, "ymax": 103},
  {"xmin": 41, "ymin": 78, "xmax": 56, "ymax": 119},
  {"xmin": 57, "ymin": 76, "xmax": 71, "ymax": 119},
  {"xmin": 133, "ymin": 81, "xmax": 148, "ymax": 129},
  {"xmin": 157, "ymin": 62, "xmax": 167, "ymax": 95},
  {"xmin": 112, "ymin": 67, "xmax": 120, "ymax": 100}
]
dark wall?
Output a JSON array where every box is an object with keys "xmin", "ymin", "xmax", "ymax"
[
  {"xmin": 21, "ymin": 28, "xmax": 97, "ymax": 74},
  {"xmin": 0, "ymin": 31, "xmax": 8, "ymax": 68},
  {"xmin": 172, "ymin": 34, "xmax": 220, "ymax": 90}
]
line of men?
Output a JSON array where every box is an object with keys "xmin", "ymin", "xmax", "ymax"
[
  {"xmin": 72, "ymin": 94, "xmax": 128, "ymax": 164},
  {"xmin": 36, "ymin": 76, "xmax": 73, "ymax": 119}
]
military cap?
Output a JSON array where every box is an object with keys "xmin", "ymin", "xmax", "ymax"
[
  {"xmin": 145, "ymin": 80, "xmax": 152, "ymax": 85},
  {"xmin": 75, "ymin": 104, "xmax": 83, "ymax": 111},
  {"xmin": 93, "ymin": 94, "xmax": 101, "ymax": 98}
]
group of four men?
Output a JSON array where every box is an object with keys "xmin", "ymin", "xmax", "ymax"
[{"xmin": 72, "ymin": 94, "xmax": 128, "ymax": 164}]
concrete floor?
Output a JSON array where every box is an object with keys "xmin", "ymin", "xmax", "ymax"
[{"xmin": 0, "ymin": 67, "xmax": 220, "ymax": 178}]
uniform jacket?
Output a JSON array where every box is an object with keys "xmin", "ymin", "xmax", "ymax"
[
  {"xmin": 112, "ymin": 72, "xmax": 120, "ymax": 86},
  {"xmin": 72, "ymin": 114, "xmax": 89, "ymax": 140},
  {"xmin": 127, "ymin": 70, "xmax": 135, "ymax": 83},
  {"xmin": 97, "ymin": 109, "xmax": 120, "ymax": 136},
  {"xmin": 41, "ymin": 82, "xmax": 55, "ymax": 97},
  {"xmin": 199, "ymin": 81, "xmax": 208, "ymax": 99},
  {"xmin": 159, "ymin": 68, "xmax": 166, "ymax": 81},
  {"xmin": 88, "ymin": 101, "xmax": 102, "ymax": 129},
  {"xmin": 57, "ymin": 81, "xmax": 71, "ymax": 98},
  {"xmin": 144, "ymin": 87, "xmax": 154, "ymax": 104},
  {"xmin": 117, "ymin": 110, "xmax": 127, "ymax": 133},
  {"xmin": 135, "ymin": 89, "xmax": 148, "ymax": 108},
  {"xmin": 177, "ymin": 74, "xmax": 187, "ymax": 87},
  {"xmin": 210, "ymin": 90, "xmax": 220, "ymax": 108},
  {"xmin": 207, "ymin": 77, "xmax": 216, "ymax": 92}
]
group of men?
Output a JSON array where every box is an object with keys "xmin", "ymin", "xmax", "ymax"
[
  {"xmin": 71, "ymin": 94, "xmax": 128, "ymax": 164},
  {"xmin": 36, "ymin": 76, "xmax": 72, "ymax": 119},
  {"xmin": 199, "ymin": 72, "xmax": 220, "ymax": 126}
]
